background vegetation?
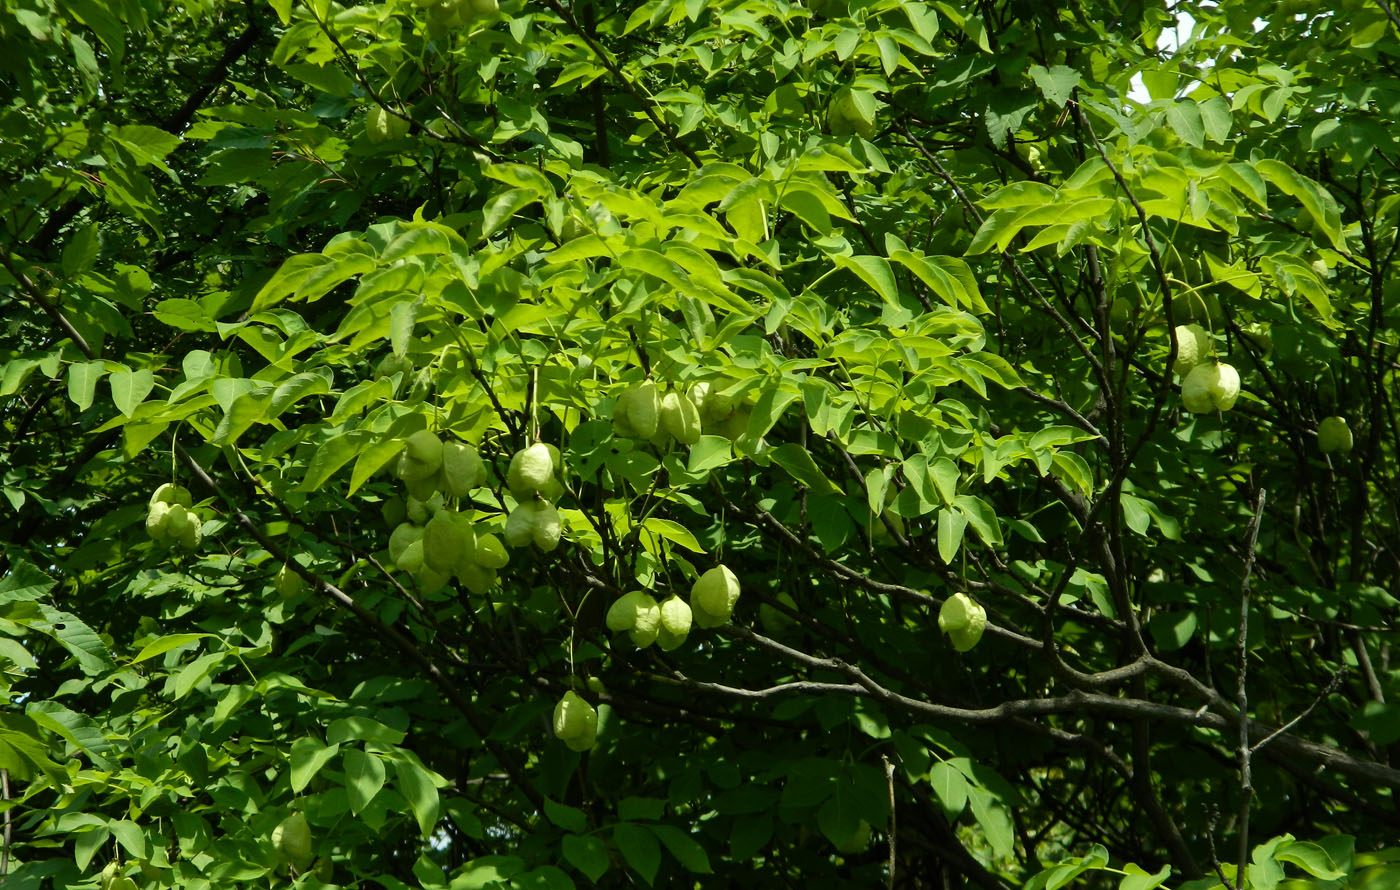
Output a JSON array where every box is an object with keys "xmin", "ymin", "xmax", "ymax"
[{"xmin": 3, "ymin": 0, "xmax": 1400, "ymax": 887}]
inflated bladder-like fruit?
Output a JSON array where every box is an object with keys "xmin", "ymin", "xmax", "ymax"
[
  {"xmin": 163, "ymin": 503, "xmax": 193, "ymax": 537},
  {"xmin": 656, "ymin": 596, "xmax": 692, "ymax": 650},
  {"xmin": 503, "ymin": 501, "xmax": 562, "ymax": 551},
  {"xmin": 552, "ymin": 691, "xmax": 598, "ymax": 752},
  {"xmin": 176, "ymin": 521, "xmax": 202, "ymax": 550},
  {"xmin": 275, "ymin": 564, "xmax": 305, "ymax": 599},
  {"xmin": 1318, "ymin": 416, "xmax": 1353, "ymax": 454},
  {"xmin": 1181, "ymin": 362, "xmax": 1241, "ymax": 413},
  {"xmin": 397, "ymin": 540, "xmax": 425, "ymax": 573},
  {"xmin": 605, "ymin": 591, "xmax": 661, "ymax": 647},
  {"xmin": 406, "ymin": 492, "xmax": 444, "ymax": 525},
  {"xmin": 606, "ymin": 590, "xmax": 655, "ymax": 632},
  {"xmin": 415, "ymin": 565, "xmax": 451, "ymax": 593},
  {"xmin": 1240, "ymin": 322, "xmax": 1273, "ymax": 356},
  {"xmin": 154, "ymin": 502, "xmax": 203, "ymax": 550},
  {"xmin": 690, "ymin": 599, "xmax": 729, "ymax": 629},
  {"xmin": 389, "ymin": 523, "xmax": 423, "ymax": 566},
  {"xmin": 692, "ymin": 380, "xmax": 736, "ymax": 427},
  {"xmin": 508, "ymin": 443, "xmax": 556, "ymax": 498},
  {"xmin": 559, "ymin": 214, "xmax": 588, "ymax": 242},
  {"xmin": 828, "ymin": 87, "xmax": 876, "ymax": 138},
  {"xmin": 938, "ymin": 593, "xmax": 987, "ymax": 652},
  {"xmin": 456, "ymin": 562, "xmax": 497, "ymax": 595},
  {"xmin": 441, "ymin": 441, "xmax": 486, "ymax": 498},
  {"xmin": 659, "ymin": 391, "xmax": 702, "ymax": 445},
  {"xmin": 614, "ymin": 380, "xmax": 661, "ymax": 439},
  {"xmin": 1172, "ymin": 323, "xmax": 1211, "ymax": 376},
  {"xmin": 150, "ymin": 483, "xmax": 192, "ymax": 508},
  {"xmin": 397, "ymin": 430, "xmax": 444, "ymax": 482},
  {"xmin": 450, "ymin": 510, "xmax": 478, "ymax": 554},
  {"xmin": 721, "ymin": 406, "xmax": 752, "ymax": 442},
  {"xmin": 272, "ymin": 812, "xmax": 314, "ymax": 872},
  {"xmin": 691, "ymin": 565, "xmax": 741, "ymax": 621},
  {"xmin": 423, "ymin": 510, "xmax": 467, "ymax": 573},
  {"xmin": 146, "ymin": 502, "xmax": 171, "ymax": 541},
  {"xmin": 471, "ymin": 533, "xmax": 509, "ymax": 569},
  {"xmin": 366, "ymin": 105, "xmax": 410, "ymax": 143},
  {"xmin": 381, "ymin": 497, "xmax": 407, "ymax": 528},
  {"xmin": 404, "ymin": 470, "xmax": 441, "ymax": 502},
  {"xmin": 375, "ymin": 353, "xmax": 413, "ymax": 385}
]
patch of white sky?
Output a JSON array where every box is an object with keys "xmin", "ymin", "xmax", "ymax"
[
  {"xmin": 1127, "ymin": 12, "xmax": 1199, "ymax": 104},
  {"xmin": 1126, "ymin": 11, "xmax": 1270, "ymax": 105}
]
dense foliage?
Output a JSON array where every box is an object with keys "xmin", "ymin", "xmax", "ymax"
[{"xmin": 4, "ymin": 0, "xmax": 1400, "ymax": 887}]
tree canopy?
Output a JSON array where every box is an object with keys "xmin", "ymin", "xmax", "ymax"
[{"xmin": 4, "ymin": 0, "xmax": 1400, "ymax": 887}]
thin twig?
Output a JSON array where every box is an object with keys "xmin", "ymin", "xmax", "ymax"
[
  {"xmin": 1251, "ymin": 668, "xmax": 1347, "ymax": 754},
  {"xmin": 1235, "ymin": 489, "xmax": 1267, "ymax": 885},
  {"xmin": 1, "ymin": 768, "xmax": 10, "ymax": 877},
  {"xmin": 0, "ymin": 252, "xmax": 95, "ymax": 358},
  {"xmin": 1204, "ymin": 808, "xmax": 1238, "ymax": 890},
  {"xmin": 883, "ymin": 754, "xmax": 897, "ymax": 890}
]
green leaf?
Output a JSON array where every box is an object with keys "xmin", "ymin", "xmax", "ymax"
[
  {"xmin": 344, "ymin": 747, "xmax": 388, "ymax": 815},
  {"xmin": 649, "ymin": 824, "xmax": 711, "ymax": 874},
  {"xmin": 1119, "ymin": 863, "xmax": 1173, "ymax": 890},
  {"xmin": 290, "ymin": 736, "xmax": 340, "ymax": 794},
  {"xmin": 641, "ymin": 518, "xmax": 704, "ymax": 552},
  {"xmin": 1166, "ymin": 100, "xmax": 1204, "ymax": 148},
  {"xmin": 614, "ymin": 823, "xmax": 661, "ymax": 884},
  {"xmin": 745, "ymin": 385, "xmax": 801, "ymax": 442},
  {"xmin": 1028, "ymin": 64, "xmax": 1080, "ymax": 107},
  {"xmin": 966, "ymin": 785, "xmax": 1015, "ymax": 859},
  {"xmin": 483, "ymin": 188, "xmax": 539, "ymax": 237},
  {"xmin": 817, "ymin": 793, "xmax": 862, "ymax": 849},
  {"xmin": 561, "ymin": 834, "xmax": 610, "ymax": 882},
  {"xmin": 1350, "ymin": 702, "xmax": 1400, "ymax": 747},
  {"xmin": 111, "ymin": 124, "xmax": 181, "ymax": 173},
  {"xmin": 25, "ymin": 701, "xmax": 113, "ymax": 769},
  {"xmin": 170, "ymin": 651, "xmax": 227, "ymax": 700},
  {"xmin": 936, "ymin": 507, "xmax": 967, "ymax": 564},
  {"xmin": 131, "ymin": 632, "xmax": 211, "ymax": 663},
  {"xmin": 1253, "ymin": 159, "xmax": 1345, "ymax": 251},
  {"xmin": 929, "ymin": 761, "xmax": 968, "ymax": 817},
  {"xmin": 108, "ymin": 819, "xmax": 148, "ymax": 859},
  {"xmin": 351, "ymin": 436, "xmax": 407, "ymax": 495},
  {"xmin": 511, "ymin": 865, "xmax": 577, "ymax": 890},
  {"xmin": 953, "ymin": 495, "xmax": 1002, "ymax": 546},
  {"xmin": 30, "ymin": 605, "xmax": 114, "ymax": 676},
  {"xmin": 327, "ymin": 716, "xmax": 407, "ymax": 745},
  {"xmin": 0, "ymin": 562, "xmax": 53, "ymax": 604},
  {"xmin": 1119, "ymin": 492, "xmax": 1152, "ymax": 537},
  {"xmin": 266, "ymin": 370, "xmax": 333, "ymax": 419},
  {"xmin": 769, "ymin": 443, "xmax": 843, "ymax": 495},
  {"xmin": 108, "ymin": 365, "xmax": 155, "ymax": 416},
  {"xmin": 393, "ymin": 755, "xmax": 443, "ymax": 838},
  {"xmin": 66, "ymin": 360, "xmax": 105, "ymax": 411},
  {"xmin": 1199, "ymin": 96, "xmax": 1233, "ymax": 143},
  {"xmin": 452, "ymin": 855, "xmax": 527, "ymax": 889},
  {"xmin": 544, "ymin": 799, "xmax": 589, "ymax": 833},
  {"xmin": 300, "ymin": 431, "xmax": 371, "ymax": 493},
  {"xmin": 1147, "ymin": 611, "xmax": 1198, "ymax": 653},
  {"xmin": 485, "ymin": 163, "xmax": 556, "ymax": 198},
  {"xmin": 833, "ymin": 254, "xmax": 900, "ymax": 307},
  {"xmin": 687, "ymin": 435, "xmax": 733, "ymax": 473},
  {"xmin": 61, "ymin": 223, "xmax": 100, "ymax": 277}
]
